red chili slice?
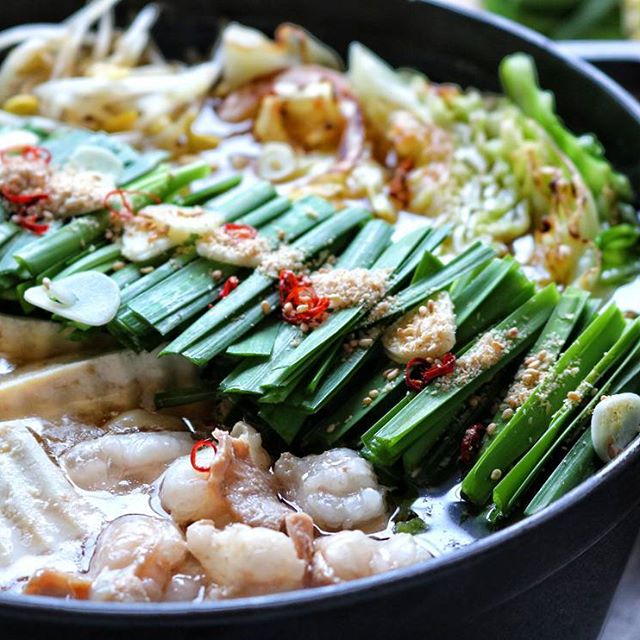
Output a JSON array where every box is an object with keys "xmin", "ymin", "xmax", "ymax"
[
  {"xmin": 190, "ymin": 439, "xmax": 218, "ymax": 473},
  {"xmin": 222, "ymin": 222, "xmax": 257, "ymax": 239},
  {"xmin": 278, "ymin": 269, "xmax": 330, "ymax": 326},
  {"xmin": 0, "ymin": 145, "xmax": 52, "ymax": 165},
  {"xmin": 21, "ymin": 145, "xmax": 52, "ymax": 164},
  {"xmin": 16, "ymin": 214, "xmax": 49, "ymax": 235},
  {"xmin": 219, "ymin": 275, "xmax": 239, "ymax": 298},
  {"xmin": 1, "ymin": 186, "xmax": 49, "ymax": 206},
  {"xmin": 460, "ymin": 423, "xmax": 487, "ymax": 466},
  {"xmin": 404, "ymin": 352, "xmax": 456, "ymax": 392},
  {"xmin": 103, "ymin": 189, "xmax": 161, "ymax": 221}
]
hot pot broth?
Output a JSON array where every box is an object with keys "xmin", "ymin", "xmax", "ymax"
[{"xmin": 0, "ymin": 0, "xmax": 639, "ymax": 603}]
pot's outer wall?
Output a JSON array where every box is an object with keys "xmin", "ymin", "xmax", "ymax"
[{"xmin": 1, "ymin": 1, "xmax": 640, "ymax": 638}]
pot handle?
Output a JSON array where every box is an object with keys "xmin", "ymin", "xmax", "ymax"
[{"xmin": 556, "ymin": 40, "xmax": 640, "ymax": 97}]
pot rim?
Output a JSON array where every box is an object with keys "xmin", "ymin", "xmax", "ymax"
[{"xmin": 2, "ymin": 0, "xmax": 640, "ymax": 623}]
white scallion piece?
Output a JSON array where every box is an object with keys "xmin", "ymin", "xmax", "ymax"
[
  {"xmin": 24, "ymin": 271, "xmax": 121, "ymax": 326},
  {"xmin": 591, "ymin": 393, "xmax": 640, "ymax": 462}
]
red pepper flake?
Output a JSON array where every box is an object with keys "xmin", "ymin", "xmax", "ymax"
[
  {"xmin": 460, "ymin": 423, "xmax": 487, "ymax": 466},
  {"xmin": 15, "ymin": 214, "xmax": 49, "ymax": 235},
  {"xmin": 404, "ymin": 353, "xmax": 456, "ymax": 392},
  {"xmin": 21, "ymin": 145, "xmax": 52, "ymax": 164},
  {"xmin": 1, "ymin": 185, "xmax": 49, "ymax": 207},
  {"xmin": 219, "ymin": 275, "xmax": 239, "ymax": 298},
  {"xmin": 103, "ymin": 189, "xmax": 161, "ymax": 222},
  {"xmin": 222, "ymin": 222, "xmax": 257, "ymax": 239},
  {"xmin": 0, "ymin": 186, "xmax": 50, "ymax": 235},
  {"xmin": 190, "ymin": 439, "xmax": 218, "ymax": 473},
  {"xmin": 0, "ymin": 145, "xmax": 52, "ymax": 165},
  {"xmin": 278, "ymin": 269, "xmax": 330, "ymax": 326}
]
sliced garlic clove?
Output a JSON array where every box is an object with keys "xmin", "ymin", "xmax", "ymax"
[
  {"xmin": 0, "ymin": 129, "xmax": 40, "ymax": 151},
  {"xmin": 257, "ymin": 142, "xmax": 297, "ymax": 182},
  {"xmin": 591, "ymin": 393, "xmax": 640, "ymax": 462},
  {"xmin": 66, "ymin": 144, "xmax": 125, "ymax": 180},
  {"xmin": 24, "ymin": 271, "xmax": 121, "ymax": 326},
  {"xmin": 141, "ymin": 204, "xmax": 223, "ymax": 245}
]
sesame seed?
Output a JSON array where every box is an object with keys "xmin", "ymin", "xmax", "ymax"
[
  {"xmin": 362, "ymin": 397, "xmax": 372, "ymax": 406},
  {"xmin": 418, "ymin": 305, "xmax": 428, "ymax": 316},
  {"xmin": 385, "ymin": 368, "xmax": 400, "ymax": 380},
  {"xmin": 490, "ymin": 469, "xmax": 502, "ymax": 481},
  {"xmin": 140, "ymin": 266, "xmax": 155, "ymax": 274},
  {"xmin": 42, "ymin": 277, "xmax": 52, "ymax": 289},
  {"xmin": 296, "ymin": 304, "xmax": 309, "ymax": 313},
  {"xmin": 359, "ymin": 338, "xmax": 374, "ymax": 348},
  {"xmin": 326, "ymin": 423, "xmax": 336, "ymax": 433},
  {"xmin": 368, "ymin": 389, "xmax": 379, "ymax": 399},
  {"xmin": 507, "ymin": 327, "xmax": 519, "ymax": 339},
  {"xmin": 211, "ymin": 269, "xmax": 223, "ymax": 281},
  {"xmin": 567, "ymin": 390, "xmax": 582, "ymax": 403},
  {"xmin": 486, "ymin": 422, "xmax": 497, "ymax": 436},
  {"xmin": 502, "ymin": 408, "xmax": 514, "ymax": 420},
  {"xmin": 260, "ymin": 300, "xmax": 271, "ymax": 314}
]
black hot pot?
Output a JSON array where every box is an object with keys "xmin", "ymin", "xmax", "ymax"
[{"xmin": 1, "ymin": 1, "xmax": 639, "ymax": 638}]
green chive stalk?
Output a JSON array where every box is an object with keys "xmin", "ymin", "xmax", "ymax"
[
  {"xmin": 462, "ymin": 303, "xmax": 626, "ymax": 505},
  {"xmin": 525, "ymin": 344, "xmax": 640, "ymax": 516},
  {"xmin": 364, "ymin": 285, "xmax": 559, "ymax": 467}
]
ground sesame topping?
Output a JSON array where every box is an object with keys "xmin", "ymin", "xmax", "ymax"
[
  {"xmin": 495, "ymin": 341, "xmax": 562, "ymax": 419},
  {"xmin": 197, "ymin": 227, "xmax": 271, "ymax": 268},
  {"xmin": 259, "ymin": 245, "xmax": 305, "ymax": 277},
  {"xmin": 309, "ymin": 268, "xmax": 389, "ymax": 311},
  {"xmin": 367, "ymin": 297, "xmax": 397, "ymax": 324},
  {"xmin": 435, "ymin": 329, "xmax": 509, "ymax": 392}
]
